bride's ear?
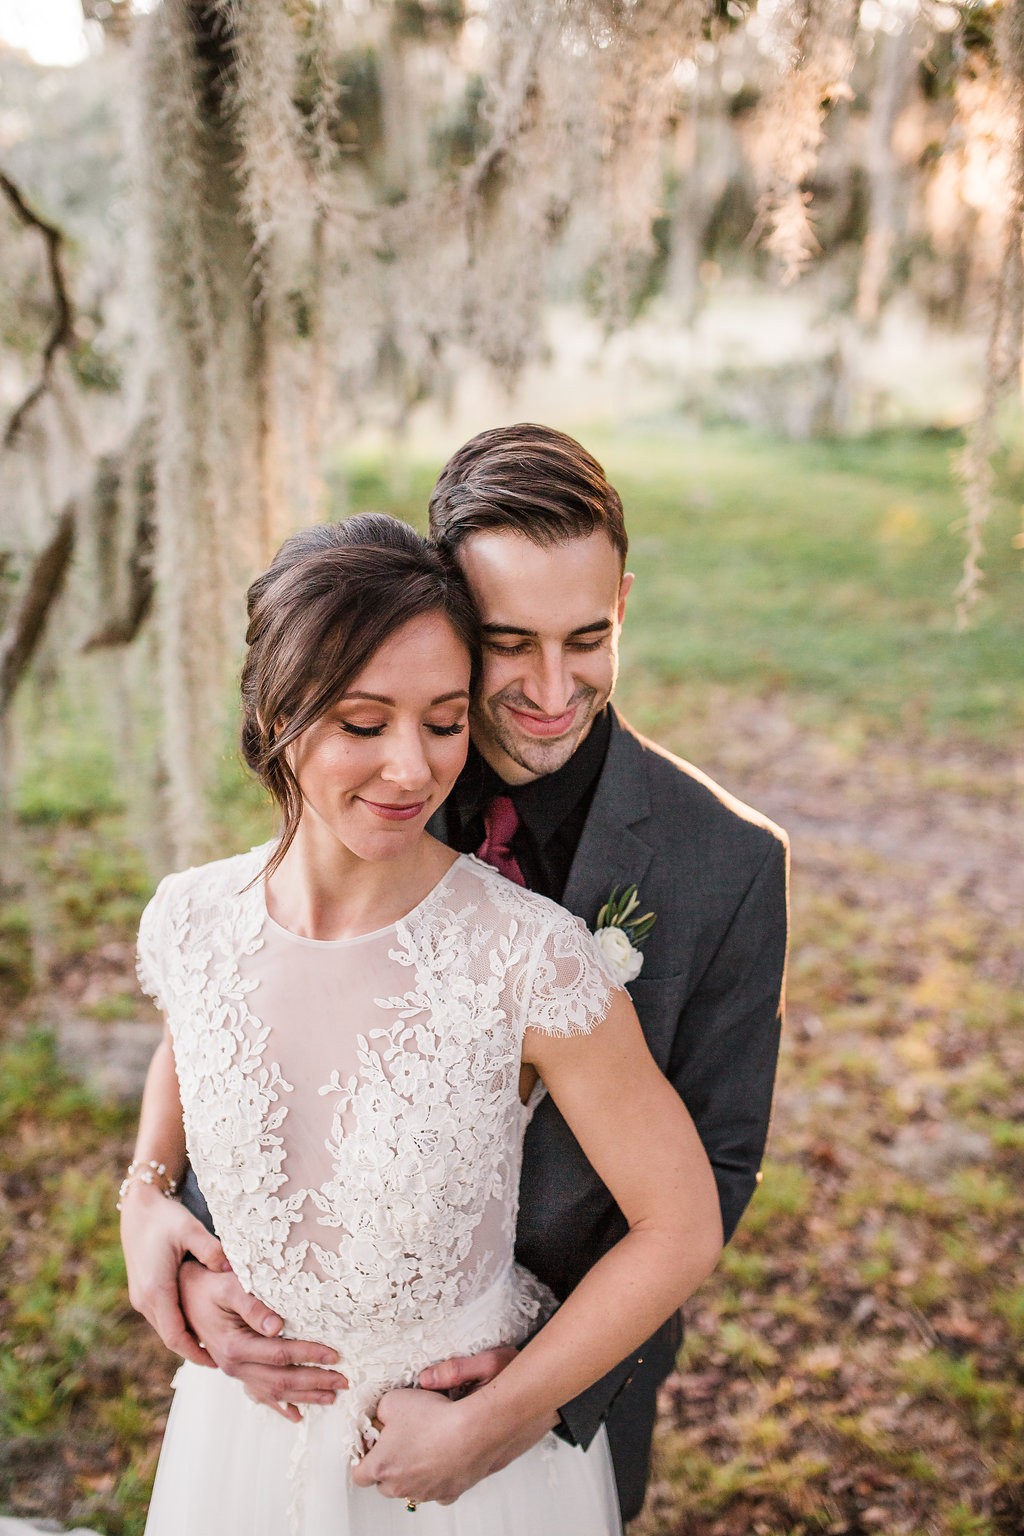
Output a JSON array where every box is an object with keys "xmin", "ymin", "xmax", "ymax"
[{"xmin": 256, "ymin": 710, "xmax": 282, "ymax": 743}]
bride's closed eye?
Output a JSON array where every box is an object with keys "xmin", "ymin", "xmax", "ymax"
[
  {"xmin": 340, "ymin": 721, "xmax": 466, "ymax": 738},
  {"xmin": 340, "ymin": 722, "xmax": 386, "ymax": 737}
]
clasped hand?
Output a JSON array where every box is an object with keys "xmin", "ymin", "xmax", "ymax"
[
  {"xmin": 120, "ymin": 1188, "xmax": 348, "ymax": 1422},
  {"xmin": 354, "ymin": 1348, "xmax": 535, "ymax": 1506}
]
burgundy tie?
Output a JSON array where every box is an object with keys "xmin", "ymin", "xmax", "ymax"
[{"xmin": 476, "ymin": 795, "xmax": 526, "ymax": 887}]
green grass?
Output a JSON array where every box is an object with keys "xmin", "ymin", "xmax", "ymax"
[
  {"xmin": 740, "ymin": 1161, "xmax": 812, "ymax": 1237},
  {"xmin": 0, "ymin": 900, "xmax": 33, "ymax": 1005},
  {"xmin": 339, "ymin": 423, "xmax": 1024, "ymax": 739},
  {"xmin": 901, "ymin": 1351, "xmax": 1018, "ymax": 1440},
  {"xmin": 0, "ymin": 1030, "xmax": 162, "ymax": 1533}
]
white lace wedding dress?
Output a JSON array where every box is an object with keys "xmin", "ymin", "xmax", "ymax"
[{"xmin": 136, "ymin": 846, "xmax": 624, "ymax": 1536}]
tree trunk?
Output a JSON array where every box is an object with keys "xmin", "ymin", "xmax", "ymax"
[
  {"xmin": 0, "ymin": 507, "xmax": 76, "ymax": 718},
  {"xmin": 856, "ymin": 20, "xmax": 915, "ymax": 330}
]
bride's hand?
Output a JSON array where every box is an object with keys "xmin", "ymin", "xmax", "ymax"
[
  {"xmin": 120, "ymin": 1182, "xmax": 231, "ymax": 1366},
  {"xmin": 352, "ymin": 1384, "xmax": 556, "ymax": 1506},
  {"xmin": 353, "ymin": 1389, "xmax": 466, "ymax": 1505}
]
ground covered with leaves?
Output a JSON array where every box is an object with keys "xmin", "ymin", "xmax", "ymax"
[
  {"xmin": 0, "ymin": 811, "xmax": 175, "ymax": 1534},
  {"xmin": 632, "ymin": 694, "xmax": 1024, "ymax": 1536},
  {"xmin": 0, "ymin": 1027, "xmax": 164, "ymax": 1533},
  {"xmin": 1, "ymin": 425, "xmax": 1021, "ymax": 1534}
]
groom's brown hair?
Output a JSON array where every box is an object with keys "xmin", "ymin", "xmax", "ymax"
[{"xmin": 428, "ymin": 423, "xmax": 628, "ymax": 570}]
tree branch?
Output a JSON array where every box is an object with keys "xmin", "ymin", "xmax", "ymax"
[
  {"xmin": 81, "ymin": 444, "xmax": 157, "ymax": 652},
  {"xmin": 0, "ymin": 169, "xmax": 77, "ymax": 447},
  {"xmin": 0, "ymin": 507, "xmax": 77, "ymax": 716}
]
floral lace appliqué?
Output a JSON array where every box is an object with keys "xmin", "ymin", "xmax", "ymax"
[{"xmin": 136, "ymin": 848, "xmax": 616, "ymax": 1486}]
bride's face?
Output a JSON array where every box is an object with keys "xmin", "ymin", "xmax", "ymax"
[{"xmin": 287, "ymin": 612, "xmax": 471, "ymax": 863}]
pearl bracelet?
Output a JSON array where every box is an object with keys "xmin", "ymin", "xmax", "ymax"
[{"xmin": 117, "ymin": 1159, "xmax": 180, "ymax": 1211}]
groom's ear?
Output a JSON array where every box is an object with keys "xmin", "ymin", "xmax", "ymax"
[{"xmin": 617, "ymin": 572, "xmax": 635, "ymax": 624}]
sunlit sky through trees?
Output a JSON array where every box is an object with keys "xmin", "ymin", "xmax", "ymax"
[
  {"xmin": 0, "ymin": 0, "xmax": 156, "ymax": 66},
  {"xmin": 0, "ymin": 0, "xmax": 93, "ymax": 66}
]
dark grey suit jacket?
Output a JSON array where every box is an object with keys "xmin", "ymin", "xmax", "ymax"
[{"xmin": 502, "ymin": 709, "xmax": 789, "ymax": 1517}]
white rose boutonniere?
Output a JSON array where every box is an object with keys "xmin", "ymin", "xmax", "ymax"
[
  {"xmin": 594, "ymin": 924, "xmax": 644, "ymax": 984},
  {"xmin": 593, "ymin": 885, "xmax": 656, "ymax": 986}
]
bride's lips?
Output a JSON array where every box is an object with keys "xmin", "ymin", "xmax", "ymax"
[
  {"xmin": 502, "ymin": 702, "xmax": 579, "ymax": 738},
  {"xmin": 359, "ymin": 798, "xmax": 428, "ymax": 821}
]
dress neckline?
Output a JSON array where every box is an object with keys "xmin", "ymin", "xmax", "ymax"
[{"xmin": 259, "ymin": 851, "xmax": 466, "ymax": 949}]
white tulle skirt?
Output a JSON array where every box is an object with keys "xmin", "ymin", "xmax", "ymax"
[{"xmin": 144, "ymin": 1362, "xmax": 623, "ymax": 1536}]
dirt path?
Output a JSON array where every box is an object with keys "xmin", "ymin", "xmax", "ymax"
[{"xmin": 661, "ymin": 691, "xmax": 1024, "ymax": 919}]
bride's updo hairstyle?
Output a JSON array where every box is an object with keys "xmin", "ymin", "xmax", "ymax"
[{"xmin": 241, "ymin": 512, "xmax": 479, "ymax": 877}]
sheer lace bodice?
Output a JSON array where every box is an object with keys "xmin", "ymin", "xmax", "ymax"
[{"xmin": 137, "ymin": 847, "xmax": 615, "ymax": 1459}]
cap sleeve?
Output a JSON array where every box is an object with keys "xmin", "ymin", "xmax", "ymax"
[
  {"xmin": 523, "ymin": 908, "xmax": 617, "ymax": 1039},
  {"xmin": 136, "ymin": 874, "xmax": 174, "ymax": 1015}
]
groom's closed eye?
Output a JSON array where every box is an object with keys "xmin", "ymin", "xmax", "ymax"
[
  {"xmin": 482, "ymin": 620, "xmax": 613, "ymax": 656},
  {"xmin": 485, "ymin": 640, "xmax": 605, "ymax": 655}
]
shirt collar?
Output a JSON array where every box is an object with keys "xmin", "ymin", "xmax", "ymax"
[{"xmin": 455, "ymin": 707, "xmax": 612, "ymax": 848}]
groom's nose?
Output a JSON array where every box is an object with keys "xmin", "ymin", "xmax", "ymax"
[{"xmin": 522, "ymin": 648, "xmax": 574, "ymax": 717}]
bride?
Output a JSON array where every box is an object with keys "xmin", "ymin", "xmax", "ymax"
[{"xmin": 121, "ymin": 513, "xmax": 722, "ymax": 1534}]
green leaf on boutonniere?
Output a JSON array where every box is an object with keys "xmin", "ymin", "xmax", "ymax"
[{"xmin": 595, "ymin": 884, "xmax": 657, "ymax": 948}]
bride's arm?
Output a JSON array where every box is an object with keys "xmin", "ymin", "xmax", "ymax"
[
  {"xmin": 488, "ymin": 990, "xmax": 721, "ymax": 1411},
  {"xmin": 354, "ymin": 988, "xmax": 722, "ymax": 1504},
  {"xmin": 119, "ymin": 1027, "xmax": 229, "ymax": 1366}
]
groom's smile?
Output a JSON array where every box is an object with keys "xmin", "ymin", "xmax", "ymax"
[
  {"xmin": 501, "ymin": 697, "xmax": 586, "ymax": 738},
  {"xmin": 455, "ymin": 529, "xmax": 633, "ymax": 784}
]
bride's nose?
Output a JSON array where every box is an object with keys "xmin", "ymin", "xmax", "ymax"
[{"xmin": 378, "ymin": 722, "xmax": 433, "ymax": 791}]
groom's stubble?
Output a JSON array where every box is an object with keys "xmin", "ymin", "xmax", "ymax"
[{"xmin": 454, "ymin": 528, "xmax": 632, "ymax": 786}]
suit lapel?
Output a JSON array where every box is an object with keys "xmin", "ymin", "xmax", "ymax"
[{"xmin": 561, "ymin": 709, "xmax": 653, "ymax": 927}]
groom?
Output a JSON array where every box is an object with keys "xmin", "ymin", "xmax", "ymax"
[{"xmin": 171, "ymin": 424, "xmax": 788, "ymax": 1522}]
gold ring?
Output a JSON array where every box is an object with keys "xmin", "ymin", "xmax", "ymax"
[{"xmin": 406, "ymin": 1500, "xmax": 418, "ymax": 1512}]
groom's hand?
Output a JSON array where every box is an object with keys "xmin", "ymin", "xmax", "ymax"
[
  {"xmin": 418, "ymin": 1344, "xmax": 518, "ymax": 1395},
  {"xmin": 352, "ymin": 1384, "xmax": 557, "ymax": 1505},
  {"xmin": 177, "ymin": 1260, "xmax": 349, "ymax": 1423}
]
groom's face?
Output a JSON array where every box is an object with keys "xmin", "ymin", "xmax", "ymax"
[{"xmin": 456, "ymin": 530, "xmax": 632, "ymax": 784}]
